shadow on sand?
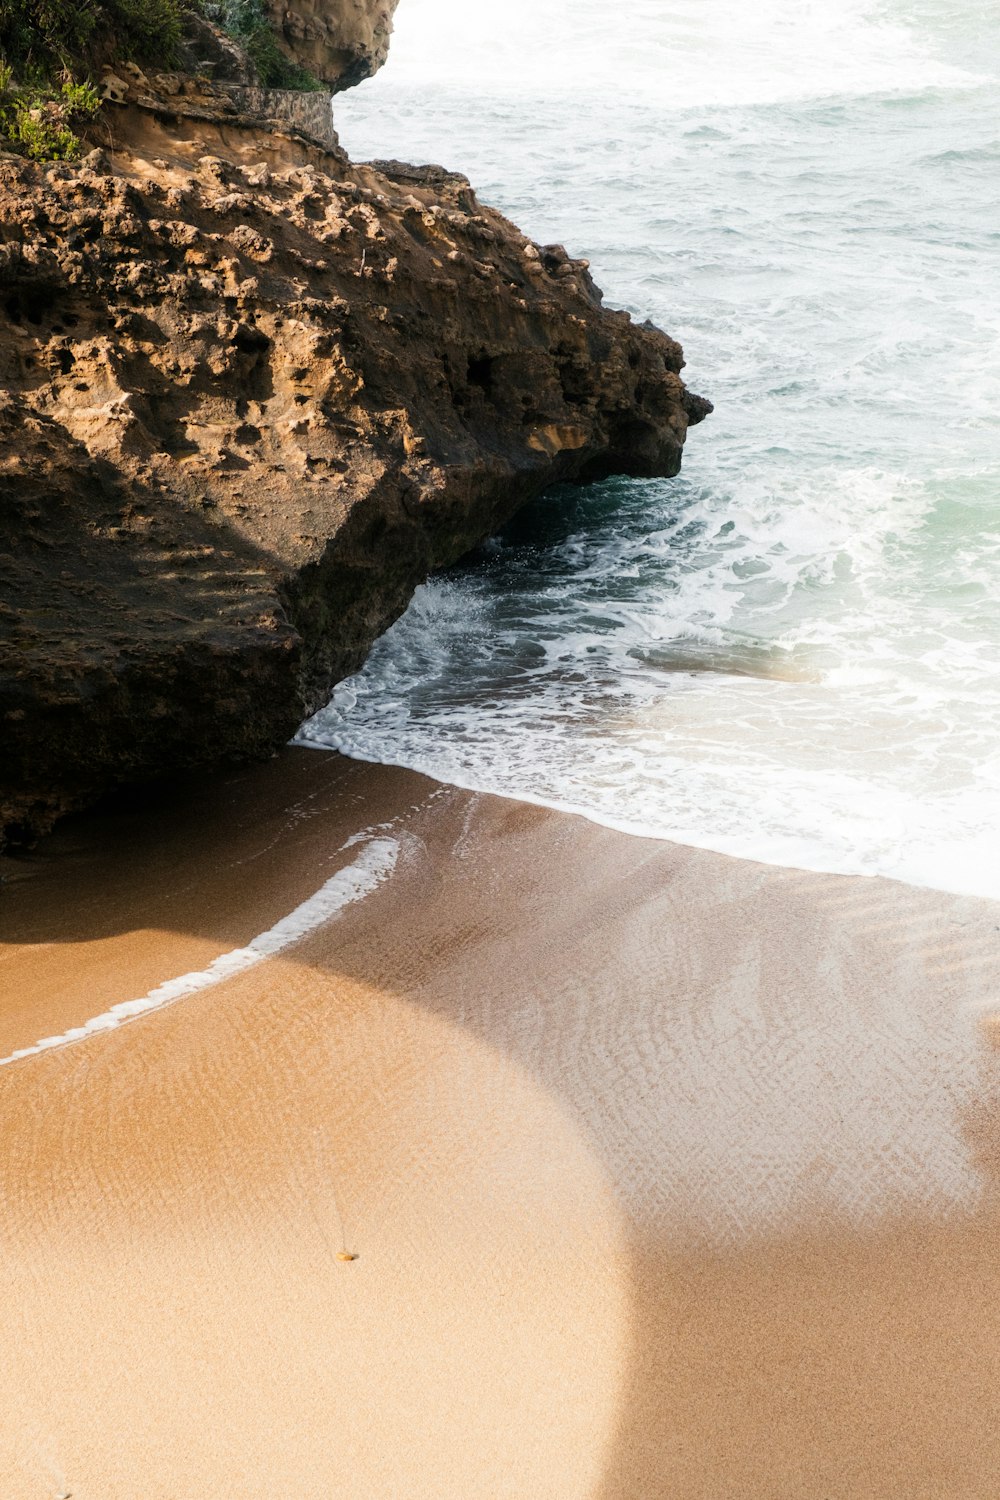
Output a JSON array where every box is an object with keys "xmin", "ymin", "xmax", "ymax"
[{"xmin": 4, "ymin": 747, "xmax": 1000, "ymax": 1496}]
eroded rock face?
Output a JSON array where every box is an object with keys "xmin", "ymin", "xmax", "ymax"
[
  {"xmin": 264, "ymin": 0, "xmax": 400, "ymax": 90},
  {"xmin": 0, "ymin": 86, "xmax": 709, "ymax": 847}
]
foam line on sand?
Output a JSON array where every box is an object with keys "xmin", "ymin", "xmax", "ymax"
[{"xmin": 0, "ymin": 835, "xmax": 399, "ymax": 1069}]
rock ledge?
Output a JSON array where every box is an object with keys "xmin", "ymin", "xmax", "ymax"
[{"xmin": 0, "ymin": 77, "xmax": 710, "ymax": 846}]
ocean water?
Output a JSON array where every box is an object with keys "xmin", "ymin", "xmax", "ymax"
[{"xmin": 299, "ymin": 0, "xmax": 1000, "ymax": 899}]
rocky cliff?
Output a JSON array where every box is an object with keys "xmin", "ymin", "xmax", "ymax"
[
  {"xmin": 0, "ymin": 55, "xmax": 710, "ymax": 848},
  {"xmin": 264, "ymin": 0, "xmax": 400, "ymax": 91}
]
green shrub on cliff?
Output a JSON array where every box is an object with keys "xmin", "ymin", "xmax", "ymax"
[
  {"xmin": 206, "ymin": 0, "xmax": 320, "ymax": 90},
  {"xmin": 0, "ymin": 63, "xmax": 100, "ymax": 158},
  {"xmin": 0, "ymin": 0, "xmax": 186, "ymax": 160},
  {"xmin": 0, "ymin": 0, "xmax": 183, "ymax": 74},
  {"xmin": 0, "ymin": 0, "xmax": 319, "ymax": 163},
  {"xmin": 106, "ymin": 0, "xmax": 184, "ymax": 62}
]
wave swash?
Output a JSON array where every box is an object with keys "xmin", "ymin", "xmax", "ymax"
[{"xmin": 298, "ymin": 0, "xmax": 1000, "ymax": 900}]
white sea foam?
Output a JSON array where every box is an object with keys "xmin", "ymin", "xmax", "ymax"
[
  {"xmin": 306, "ymin": 0, "xmax": 1000, "ymax": 902},
  {"xmin": 374, "ymin": 0, "xmax": 985, "ymax": 106},
  {"xmin": 0, "ymin": 837, "xmax": 399, "ymax": 1069}
]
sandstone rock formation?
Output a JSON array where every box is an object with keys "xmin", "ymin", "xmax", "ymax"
[
  {"xmin": 264, "ymin": 0, "xmax": 400, "ymax": 90},
  {"xmin": 0, "ymin": 68, "xmax": 710, "ymax": 848}
]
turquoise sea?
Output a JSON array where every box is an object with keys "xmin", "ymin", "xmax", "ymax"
[{"xmin": 299, "ymin": 0, "xmax": 1000, "ymax": 898}]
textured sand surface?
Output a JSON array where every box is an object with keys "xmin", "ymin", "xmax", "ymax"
[{"xmin": 2, "ymin": 750, "xmax": 1000, "ymax": 1498}]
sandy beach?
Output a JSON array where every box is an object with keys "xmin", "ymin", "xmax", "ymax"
[{"xmin": 2, "ymin": 747, "xmax": 1000, "ymax": 1498}]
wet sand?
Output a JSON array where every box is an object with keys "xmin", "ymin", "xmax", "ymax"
[{"xmin": 2, "ymin": 748, "xmax": 1000, "ymax": 1498}]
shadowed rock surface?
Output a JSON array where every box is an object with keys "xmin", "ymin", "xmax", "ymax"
[{"xmin": 0, "ymin": 67, "xmax": 710, "ymax": 847}]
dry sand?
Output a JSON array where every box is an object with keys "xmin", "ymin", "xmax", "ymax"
[{"xmin": 2, "ymin": 748, "xmax": 1000, "ymax": 1499}]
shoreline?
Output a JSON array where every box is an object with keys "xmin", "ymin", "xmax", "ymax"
[
  {"xmin": 3, "ymin": 747, "xmax": 1000, "ymax": 1496},
  {"xmin": 296, "ymin": 736, "xmax": 1000, "ymax": 904}
]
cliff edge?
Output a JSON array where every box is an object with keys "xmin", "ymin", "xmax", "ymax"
[
  {"xmin": 264, "ymin": 0, "xmax": 400, "ymax": 91},
  {"xmin": 0, "ymin": 36, "xmax": 710, "ymax": 848}
]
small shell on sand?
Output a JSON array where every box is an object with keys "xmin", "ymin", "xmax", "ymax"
[{"xmin": 337, "ymin": 1251, "xmax": 359, "ymax": 1262}]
